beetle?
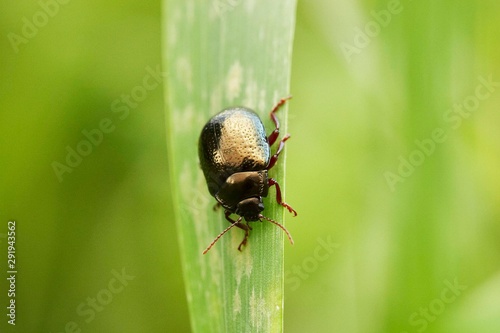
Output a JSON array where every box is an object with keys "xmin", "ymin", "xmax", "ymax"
[{"xmin": 198, "ymin": 96, "xmax": 297, "ymax": 254}]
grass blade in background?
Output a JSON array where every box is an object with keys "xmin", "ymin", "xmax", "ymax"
[{"xmin": 163, "ymin": 1, "xmax": 297, "ymax": 332}]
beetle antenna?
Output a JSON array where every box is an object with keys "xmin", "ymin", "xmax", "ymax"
[
  {"xmin": 259, "ymin": 215, "xmax": 294, "ymax": 245},
  {"xmin": 202, "ymin": 217, "xmax": 242, "ymax": 254}
]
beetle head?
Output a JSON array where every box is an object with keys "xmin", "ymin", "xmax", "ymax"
[{"xmin": 235, "ymin": 197, "xmax": 264, "ymax": 221}]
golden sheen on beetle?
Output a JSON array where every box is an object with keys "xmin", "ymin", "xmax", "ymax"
[{"xmin": 198, "ymin": 96, "xmax": 297, "ymax": 254}]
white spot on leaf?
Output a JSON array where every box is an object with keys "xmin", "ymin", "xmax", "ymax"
[
  {"xmin": 258, "ymin": 90, "xmax": 267, "ymax": 112},
  {"xmin": 226, "ymin": 61, "xmax": 243, "ymax": 102},
  {"xmin": 245, "ymin": 0, "xmax": 256, "ymax": 13},
  {"xmin": 233, "ymin": 289, "xmax": 241, "ymax": 315},
  {"xmin": 176, "ymin": 57, "xmax": 193, "ymax": 92},
  {"xmin": 168, "ymin": 24, "xmax": 177, "ymax": 46},
  {"xmin": 249, "ymin": 288, "xmax": 272, "ymax": 330},
  {"xmin": 210, "ymin": 83, "xmax": 222, "ymax": 114}
]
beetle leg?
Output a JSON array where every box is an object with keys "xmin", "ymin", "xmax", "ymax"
[
  {"xmin": 267, "ymin": 96, "xmax": 292, "ymax": 146},
  {"xmin": 237, "ymin": 222, "xmax": 251, "ymax": 251},
  {"xmin": 267, "ymin": 134, "xmax": 290, "ymax": 170},
  {"xmin": 268, "ymin": 178, "xmax": 297, "ymax": 216},
  {"xmin": 225, "ymin": 211, "xmax": 251, "ymax": 251},
  {"xmin": 213, "ymin": 202, "xmax": 221, "ymax": 211}
]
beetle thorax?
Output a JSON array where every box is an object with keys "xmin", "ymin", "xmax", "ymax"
[{"xmin": 214, "ymin": 170, "xmax": 269, "ymax": 216}]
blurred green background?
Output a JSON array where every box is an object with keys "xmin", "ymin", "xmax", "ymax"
[{"xmin": 1, "ymin": 0, "xmax": 499, "ymax": 332}]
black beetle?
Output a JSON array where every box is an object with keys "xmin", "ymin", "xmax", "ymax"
[{"xmin": 198, "ymin": 96, "xmax": 297, "ymax": 254}]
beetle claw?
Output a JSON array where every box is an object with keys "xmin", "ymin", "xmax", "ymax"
[
  {"xmin": 237, "ymin": 239, "xmax": 247, "ymax": 251},
  {"xmin": 285, "ymin": 204, "xmax": 298, "ymax": 217},
  {"xmin": 238, "ymin": 229, "xmax": 249, "ymax": 251}
]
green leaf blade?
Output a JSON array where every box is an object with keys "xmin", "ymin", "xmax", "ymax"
[
  {"xmin": 164, "ymin": 1, "xmax": 297, "ymax": 332},
  {"xmin": 164, "ymin": 0, "xmax": 295, "ymax": 332}
]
